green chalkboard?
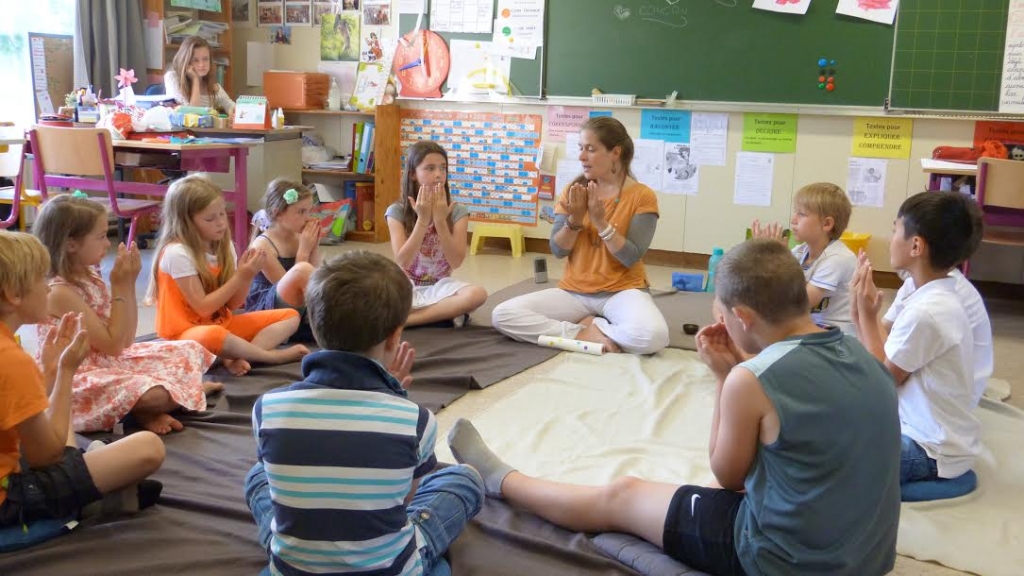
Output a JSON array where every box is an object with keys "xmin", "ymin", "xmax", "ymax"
[
  {"xmin": 398, "ymin": 13, "xmax": 543, "ymax": 98},
  {"xmin": 545, "ymin": 1, "xmax": 895, "ymax": 106},
  {"xmin": 889, "ymin": 0, "xmax": 1009, "ymax": 112}
]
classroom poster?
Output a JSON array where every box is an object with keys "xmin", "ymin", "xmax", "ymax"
[
  {"xmin": 741, "ymin": 113, "xmax": 797, "ymax": 153},
  {"xmin": 546, "ymin": 106, "xmax": 588, "ymax": 142},
  {"xmin": 640, "ymin": 110, "xmax": 691, "ymax": 143},
  {"xmin": 851, "ymin": 117, "xmax": 912, "ymax": 159},
  {"xmin": 999, "ymin": 0, "xmax": 1024, "ymax": 113},
  {"xmin": 835, "ymin": 0, "xmax": 898, "ymax": 26},
  {"xmin": 846, "ymin": 158, "xmax": 887, "ymax": 208},
  {"xmin": 632, "ymin": 139, "xmax": 665, "ymax": 190},
  {"xmin": 589, "ymin": 110, "xmax": 612, "ymax": 118},
  {"xmin": 431, "ymin": 0, "xmax": 493, "ymax": 33},
  {"xmin": 258, "ymin": 1, "xmax": 284, "ymax": 26},
  {"xmin": 321, "ymin": 12, "xmax": 360, "ymax": 61},
  {"xmin": 285, "ymin": 2, "xmax": 312, "ymax": 26},
  {"xmin": 734, "ymin": 152, "xmax": 774, "ymax": 206},
  {"xmin": 973, "ymin": 120, "xmax": 1024, "ymax": 147},
  {"xmin": 447, "ymin": 40, "xmax": 512, "ymax": 95},
  {"xmin": 690, "ymin": 112, "xmax": 728, "ymax": 166},
  {"xmin": 662, "ymin": 143, "xmax": 699, "ymax": 195},
  {"xmin": 752, "ymin": 0, "xmax": 811, "ymax": 15},
  {"xmin": 400, "ymin": 109, "xmax": 543, "ymax": 225},
  {"xmin": 491, "ymin": 0, "xmax": 545, "ymax": 59}
]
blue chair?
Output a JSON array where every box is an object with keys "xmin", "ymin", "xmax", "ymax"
[
  {"xmin": 901, "ymin": 470, "xmax": 978, "ymax": 502},
  {"xmin": 144, "ymin": 83, "xmax": 166, "ymax": 96}
]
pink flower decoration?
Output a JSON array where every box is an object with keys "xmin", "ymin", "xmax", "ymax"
[
  {"xmin": 115, "ymin": 68, "xmax": 138, "ymax": 89},
  {"xmin": 857, "ymin": 0, "xmax": 892, "ymax": 9},
  {"xmin": 775, "ymin": 0, "xmax": 802, "ymax": 4}
]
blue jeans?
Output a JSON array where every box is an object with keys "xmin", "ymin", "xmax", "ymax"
[
  {"xmin": 900, "ymin": 434, "xmax": 939, "ymax": 484},
  {"xmin": 244, "ymin": 462, "xmax": 484, "ymax": 576}
]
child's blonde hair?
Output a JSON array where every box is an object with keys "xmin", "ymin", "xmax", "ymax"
[
  {"xmin": 251, "ymin": 179, "xmax": 313, "ymax": 242},
  {"xmin": 33, "ymin": 195, "xmax": 108, "ymax": 286},
  {"xmin": 794, "ymin": 183, "xmax": 852, "ymax": 240},
  {"xmin": 146, "ymin": 175, "xmax": 236, "ymax": 305},
  {"xmin": 0, "ymin": 231, "xmax": 50, "ymax": 305}
]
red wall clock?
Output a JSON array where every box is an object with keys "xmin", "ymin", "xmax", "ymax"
[{"xmin": 393, "ymin": 29, "xmax": 450, "ymax": 99}]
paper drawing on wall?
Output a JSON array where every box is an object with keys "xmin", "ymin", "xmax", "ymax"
[
  {"xmin": 835, "ymin": 0, "xmax": 897, "ymax": 25},
  {"xmin": 752, "ymin": 0, "xmax": 811, "ymax": 15},
  {"xmin": 321, "ymin": 12, "xmax": 360, "ymax": 61}
]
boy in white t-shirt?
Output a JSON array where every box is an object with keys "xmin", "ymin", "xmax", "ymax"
[
  {"xmin": 752, "ymin": 182, "xmax": 858, "ymax": 334},
  {"xmin": 851, "ymin": 191, "xmax": 984, "ymax": 485}
]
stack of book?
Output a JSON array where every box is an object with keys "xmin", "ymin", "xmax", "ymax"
[{"xmin": 166, "ymin": 15, "xmax": 229, "ymax": 47}]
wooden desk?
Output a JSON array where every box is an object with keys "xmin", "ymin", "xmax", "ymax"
[
  {"xmin": 921, "ymin": 159, "xmax": 978, "ymax": 191},
  {"xmin": 189, "ymin": 125, "xmax": 314, "ymax": 142},
  {"xmin": 37, "ymin": 139, "xmax": 255, "ymax": 253},
  {"xmin": 0, "ymin": 126, "xmax": 25, "ymax": 147}
]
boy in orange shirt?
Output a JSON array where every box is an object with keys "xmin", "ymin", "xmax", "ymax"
[{"xmin": 0, "ymin": 231, "xmax": 164, "ymax": 545}]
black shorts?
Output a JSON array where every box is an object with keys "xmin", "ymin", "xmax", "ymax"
[
  {"xmin": 662, "ymin": 485, "xmax": 747, "ymax": 576},
  {"xmin": 0, "ymin": 447, "xmax": 101, "ymax": 526}
]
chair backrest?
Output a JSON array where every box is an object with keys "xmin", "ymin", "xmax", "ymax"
[
  {"xmin": 31, "ymin": 125, "xmax": 115, "ymax": 177},
  {"xmin": 977, "ymin": 157, "xmax": 1024, "ymax": 211},
  {"xmin": 145, "ymin": 83, "xmax": 166, "ymax": 96},
  {"xmin": 0, "ymin": 143, "xmax": 23, "ymax": 179}
]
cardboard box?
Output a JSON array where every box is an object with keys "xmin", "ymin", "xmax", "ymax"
[{"xmin": 263, "ymin": 72, "xmax": 330, "ymax": 110}]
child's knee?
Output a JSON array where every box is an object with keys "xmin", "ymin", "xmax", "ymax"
[
  {"xmin": 463, "ymin": 285, "xmax": 488, "ymax": 309},
  {"xmin": 182, "ymin": 326, "xmax": 230, "ymax": 356},
  {"xmin": 426, "ymin": 465, "xmax": 486, "ymax": 516},
  {"xmin": 127, "ymin": 431, "xmax": 166, "ymax": 474}
]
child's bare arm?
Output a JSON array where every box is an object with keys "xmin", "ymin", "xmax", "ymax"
[
  {"xmin": 252, "ymin": 236, "xmax": 288, "ymax": 285},
  {"xmin": 709, "ymin": 368, "xmax": 771, "ymax": 491},
  {"xmin": 405, "ymin": 477, "xmax": 421, "ymax": 506},
  {"xmin": 805, "ymin": 283, "xmax": 827, "ymax": 310},
  {"xmin": 387, "ymin": 216, "xmax": 430, "ymax": 269},
  {"xmin": 433, "ymin": 212, "xmax": 469, "ymax": 269},
  {"xmin": 174, "ymin": 250, "xmax": 265, "ymax": 317},
  {"xmin": 48, "ymin": 285, "xmax": 134, "ymax": 356},
  {"xmin": 18, "ymin": 316, "xmax": 89, "ymax": 467}
]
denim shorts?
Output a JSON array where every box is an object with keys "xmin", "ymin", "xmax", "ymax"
[{"xmin": 0, "ymin": 447, "xmax": 101, "ymax": 526}]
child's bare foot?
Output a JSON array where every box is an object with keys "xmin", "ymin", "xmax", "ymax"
[
  {"xmin": 223, "ymin": 358, "xmax": 251, "ymax": 376},
  {"xmin": 269, "ymin": 344, "xmax": 310, "ymax": 364},
  {"xmin": 576, "ymin": 324, "xmax": 622, "ymax": 354},
  {"xmin": 202, "ymin": 381, "xmax": 225, "ymax": 395},
  {"xmin": 135, "ymin": 412, "xmax": 184, "ymax": 435}
]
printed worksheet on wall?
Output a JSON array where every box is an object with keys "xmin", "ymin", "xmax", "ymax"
[{"xmin": 431, "ymin": 0, "xmax": 494, "ymax": 33}]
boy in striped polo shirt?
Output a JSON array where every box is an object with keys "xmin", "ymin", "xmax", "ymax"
[{"xmin": 244, "ymin": 250, "xmax": 484, "ymax": 576}]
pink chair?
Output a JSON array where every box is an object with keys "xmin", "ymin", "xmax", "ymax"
[
  {"xmin": 965, "ymin": 158, "xmax": 1024, "ymax": 276},
  {"xmin": 28, "ymin": 126, "xmax": 162, "ymax": 246}
]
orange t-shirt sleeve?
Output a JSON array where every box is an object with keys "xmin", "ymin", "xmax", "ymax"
[
  {"xmin": 631, "ymin": 185, "xmax": 660, "ymax": 217},
  {"xmin": 553, "ymin": 187, "xmax": 570, "ymax": 216},
  {"xmin": 0, "ymin": 350, "xmax": 48, "ymax": 431}
]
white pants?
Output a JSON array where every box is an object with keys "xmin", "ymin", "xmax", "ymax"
[{"xmin": 491, "ymin": 288, "xmax": 670, "ymax": 355}]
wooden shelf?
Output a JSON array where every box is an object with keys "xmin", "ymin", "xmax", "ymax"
[
  {"xmin": 345, "ymin": 230, "xmax": 376, "ymax": 243},
  {"xmin": 283, "ymin": 109, "xmax": 374, "ymax": 117},
  {"xmin": 302, "ymin": 168, "xmax": 373, "ymax": 178}
]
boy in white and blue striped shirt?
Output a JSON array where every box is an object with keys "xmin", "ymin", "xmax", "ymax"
[{"xmin": 244, "ymin": 250, "xmax": 484, "ymax": 576}]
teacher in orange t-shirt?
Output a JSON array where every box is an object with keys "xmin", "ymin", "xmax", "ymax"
[{"xmin": 492, "ymin": 117, "xmax": 669, "ymax": 354}]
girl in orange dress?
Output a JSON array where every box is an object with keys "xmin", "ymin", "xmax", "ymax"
[
  {"xmin": 33, "ymin": 195, "xmax": 216, "ymax": 435},
  {"xmin": 146, "ymin": 175, "xmax": 308, "ymax": 377}
]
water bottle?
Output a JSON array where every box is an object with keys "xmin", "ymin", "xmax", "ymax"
[
  {"xmin": 327, "ymin": 78, "xmax": 341, "ymax": 110},
  {"xmin": 705, "ymin": 247, "xmax": 724, "ymax": 292}
]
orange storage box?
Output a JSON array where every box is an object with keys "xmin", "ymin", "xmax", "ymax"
[{"xmin": 263, "ymin": 71, "xmax": 330, "ymax": 110}]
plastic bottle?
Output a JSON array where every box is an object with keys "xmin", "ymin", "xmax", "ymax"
[
  {"xmin": 327, "ymin": 78, "xmax": 341, "ymax": 111},
  {"xmin": 276, "ymin": 108, "xmax": 285, "ymax": 129},
  {"xmin": 705, "ymin": 247, "xmax": 724, "ymax": 292}
]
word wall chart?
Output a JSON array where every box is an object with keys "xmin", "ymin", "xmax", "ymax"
[{"xmin": 400, "ymin": 109, "xmax": 542, "ymax": 225}]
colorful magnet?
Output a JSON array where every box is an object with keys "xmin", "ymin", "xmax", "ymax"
[
  {"xmin": 830, "ymin": 60, "xmax": 837, "ymax": 66},
  {"xmin": 819, "ymin": 75, "xmax": 826, "ymax": 82},
  {"xmin": 828, "ymin": 76, "xmax": 834, "ymax": 82},
  {"xmin": 826, "ymin": 83, "xmax": 835, "ymax": 91},
  {"xmin": 818, "ymin": 83, "xmax": 826, "ymax": 90},
  {"xmin": 818, "ymin": 58, "xmax": 828, "ymax": 67}
]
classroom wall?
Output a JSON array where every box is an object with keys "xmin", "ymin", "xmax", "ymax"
[{"xmin": 232, "ymin": 27, "xmax": 1024, "ymax": 283}]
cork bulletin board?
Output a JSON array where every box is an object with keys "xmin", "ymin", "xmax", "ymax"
[{"xmin": 28, "ymin": 33, "xmax": 74, "ymax": 118}]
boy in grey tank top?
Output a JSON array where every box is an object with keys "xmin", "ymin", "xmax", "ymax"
[{"xmin": 447, "ymin": 239, "xmax": 901, "ymax": 575}]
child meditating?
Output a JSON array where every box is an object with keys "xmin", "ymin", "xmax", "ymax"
[
  {"xmin": 752, "ymin": 182, "xmax": 857, "ymax": 334},
  {"xmin": 33, "ymin": 196, "xmax": 215, "ymax": 435},
  {"xmin": 245, "ymin": 180, "xmax": 320, "ymax": 342},
  {"xmin": 449, "ymin": 239, "xmax": 901, "ymax": 576},
  {"xmin": 386, "ymin": 141, "xmax": 487, "ymax": 327},
  {"xmin": 1, "ymin": 232, "xmax": 164, "ymax": 543},
  {"xmin": 245, "ymin": 250, "xmax": 485, "ymax": 576},
  {"xmin": 147, "ymin": 175, "xmax": 308, "ymax": 376},
  {"xmin": 851, "ymin": 191, "xmax": 986, "ymax": 497}
]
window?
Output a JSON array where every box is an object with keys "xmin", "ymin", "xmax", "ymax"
[{"xmin": 0, "ymin": 0, "xmax": 76, "ymax": 126}]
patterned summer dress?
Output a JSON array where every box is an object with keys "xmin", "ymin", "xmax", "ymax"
[{"xmin": 35, "ymin": 271, "xmax": 215, "ymax": 433}]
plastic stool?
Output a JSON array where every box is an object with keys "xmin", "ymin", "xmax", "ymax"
[{"xmin": 470, "ymin": 223, "xmax": 525, "ymax": 257}]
